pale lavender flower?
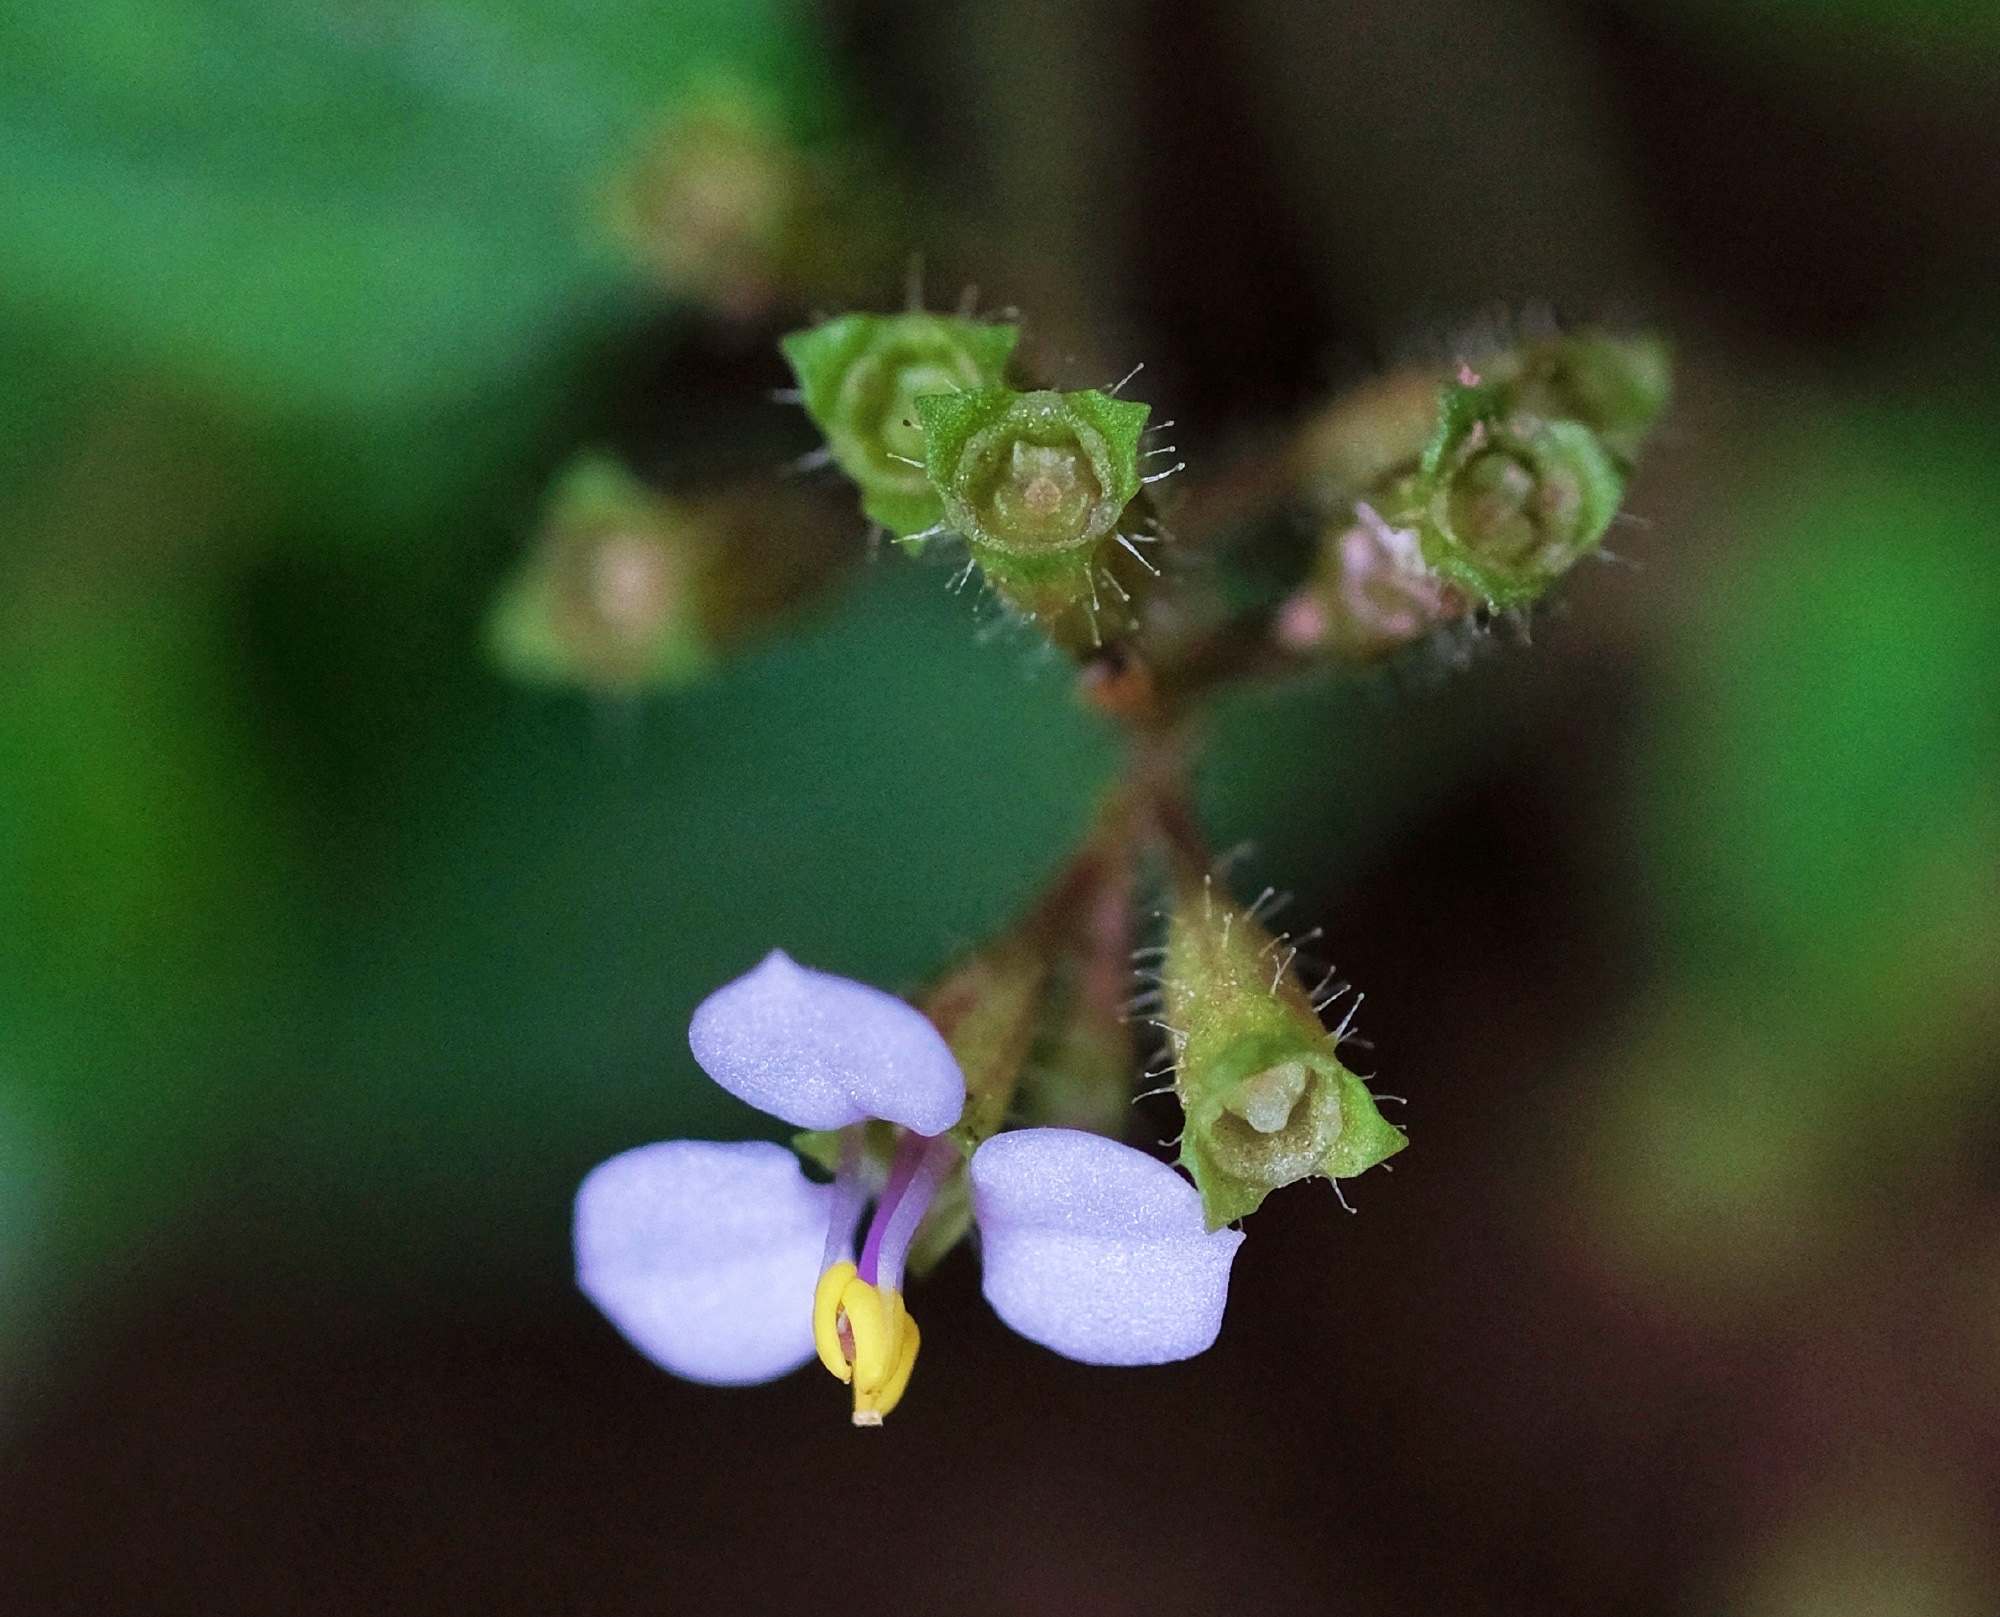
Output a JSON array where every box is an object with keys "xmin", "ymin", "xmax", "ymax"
[{"xmin": 574, "ymin": 950, "xmax": 1244, "ymax": 1421}]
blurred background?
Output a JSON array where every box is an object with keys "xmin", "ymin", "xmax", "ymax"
[{"xmin": 3, "ymin": 0, "xmax": 2000, "ymax": 1611}]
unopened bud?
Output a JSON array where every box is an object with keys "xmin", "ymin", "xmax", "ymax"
[{"xmin": 1290, "ymin": 369, "xmax": 1449, "ymax": 507}]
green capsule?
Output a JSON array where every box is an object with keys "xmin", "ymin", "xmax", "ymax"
[
  {"xmin": 781, "ymin": 313, "xmax": 1019, "ymax": 538},
  {"xmin": 1408, "ymin": 381, "xmax": 1626, "ymax": 611},
  {"xmin": 1163, "ymin": 868, "xmax": 1406, "ymax": 1229},
  {"xmin": 917, "ymin": 385, "xmax": 1153, "ymax": 638}
]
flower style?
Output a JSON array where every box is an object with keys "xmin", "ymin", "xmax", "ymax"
[{"xmin": 574, "ymin": 950, "xmax": 1243, "ymax": 1424}]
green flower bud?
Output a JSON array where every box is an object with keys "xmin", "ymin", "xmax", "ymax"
[
  {"xmin": 781, "ymin": 313, "xmax": 1019, "ymax": 538},
  {"xmin": 486, "ymin": 456, "xmax": 850, "ymax": 694},
  {"xmin": 916, "ymin": 385, "xmax": 1154, "ymax": 641},
  {"xmin": 894, "ymin": 826, "xmax": 1138, "ymax": 1278},
  {"xmin": 1163, "ymin": 870, "xmax": 1406, "ymax": 1228},
  {"xmin": 1408, "ymin": 383, "xmax": 1626, "ymax": 611},
  {"xmin": 925, "ymin": 929, "xmax": 1053, "ymax": 1155}
]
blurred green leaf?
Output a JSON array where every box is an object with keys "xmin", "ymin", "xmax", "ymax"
[
  {"xmin": 1587, "ymin": 400, "xmax": 2000, "ymax": 1300},
  {"xmin": 0, "ymin": 1065, "xmax": 54, "ymax": 1333},
  {"xmin": 0, "ymin": 588, "xmax": 308, "ymax": 1271},
  {"xmin": 0, "ymin": 0, "xmax": 835, "ymax": 420},
  {"xmin": 1643, "ymin": 405, "xmax": 2000, "ymax": 1032}
]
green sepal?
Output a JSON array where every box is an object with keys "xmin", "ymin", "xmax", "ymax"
[
  {"xmin": 485, "ymin": 456, "xmax": 715, "ymax": 693},
  {"xmin": 919, "ymin": 386, "xmax": 1149, "ymax": 554},
  {"xmin": 1410, "ymin": 390, "xmax": 1626, "ymax": 611},
  {"xmin": 1418, "ymin": 378, "xmax": 1506, "ymax": 486},
  {"xmin": 1165, "ymin": 871, "xmax": 1407, "ymax": 1230},
  {"xmin": 781, "ymin": 313, "xmax": 1018, "ymax": 538}
]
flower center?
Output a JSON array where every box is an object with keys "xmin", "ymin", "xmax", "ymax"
[{"xmin": 812, "ymin": 1129, "xmax": 960, "ymax": 1425}]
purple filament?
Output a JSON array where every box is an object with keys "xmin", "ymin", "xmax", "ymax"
[{"xmin": 857, "ymin": 1130, "xmax": 959, "ymax": 1290}]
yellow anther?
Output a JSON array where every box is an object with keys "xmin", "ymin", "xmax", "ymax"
[
  {"xmin": 852, "ymin": 1313, "xmax": 920, "ymax": 1426},
  {"xmin": 845, "ymin": 1279, "xmax": 900, "ymax": 1391},
  {"xmin": 813, "ymin": 1262, "xmax": 858, "ymax": 1383},
  {"xmin": 811, "ymin": 1261, "xmax": 922, "ymax": 1425}
]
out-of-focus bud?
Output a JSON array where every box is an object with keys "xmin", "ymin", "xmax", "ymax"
[
  {"xmin": 1290, "ymin": 369, "xmax": 1448, "ymax": 509},
  {"xmin": 1491, "ymin": 331, "xmax": 1672, "ymax": 468},
  {"xmin": 917, "ymin": 385, "xmax": 1158, "ymax": 649},
  {"xmin": 781, "ymin": 313, "xmax": 1020, "ymax": 538},
  {"xmin": 486, "ymin": 456, "xmax": 852, "ymax": 694},
  {"xmin": 1162, "ymin": 865, "xmax": 1406, "ymax": 1229},
  {"xmin": 1411, "ymin": 383, "xmax": 1626, "ymax": 610},
  {"xmin": 608, "ymin": 86, "xmax": 807, "ymax": 321}
]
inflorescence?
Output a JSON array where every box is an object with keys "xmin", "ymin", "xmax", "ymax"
[{"xmin": 559, "ymin": 291, "xmax": 1669, "ymax": 1422}]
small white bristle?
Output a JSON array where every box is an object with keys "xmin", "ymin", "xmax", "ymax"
[{"xmin": 1115, "ymin": 533, "xmax": 1161, "ymax": 575}]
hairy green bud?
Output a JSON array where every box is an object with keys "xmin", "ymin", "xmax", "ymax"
[
  {"xmin": 1406, "ymin": 381, "xmax": 1626, "ymax": 611},
  {"xmin": 917, "ymin": 385, "xmax": 1154, "ymax": 642},
  {"xmin": 1163, "ymin": 870, "xmax": 1406, "ymax": 1228},
  {"xmin": 893, "ymin": 823, "xmax": 1139, "ymax": 1276},
  {"xmin": 1015, "ymin": 860, "xmax": 1137, "ymax": 1138},
  {"xmin": 781, "ymin": 313, "xmax": 1019, "ymax": 537}
]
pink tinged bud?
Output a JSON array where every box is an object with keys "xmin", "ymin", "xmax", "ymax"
[
  {"xmin": 1337, "ymin": 517, "xmax": 1452, "ymax": 642},
  {"xmin": 574, "ymin": 1140, "xmax": 835, "ymax": 1386},
  {"xmin": 970, "ymin": 1128, "xmax": 1244, "ymax": 1366},
  {"xmin": 689, "ymin": 951, "xmax": 967, "ymax": 1136},
  {"xmin": 1273, "ymin": 591, "xmax": 1328, "ymax": 652}
]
